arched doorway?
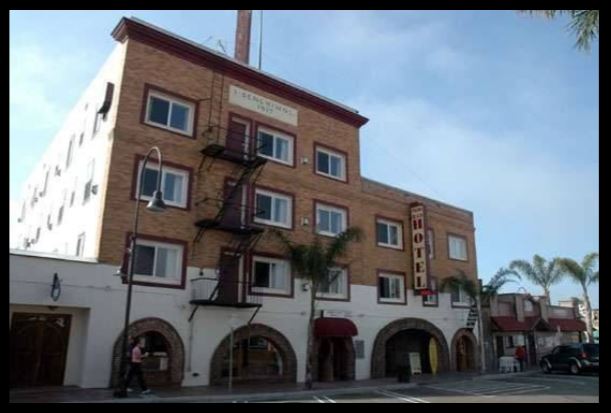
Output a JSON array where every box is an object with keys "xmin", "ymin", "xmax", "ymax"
[
  {"xmin": 110, "ymin": 317, "xmax": 185, "ymax": 387},
  {"xmin": 451, "ymin": 329, "xmax": 478, "ymax": 372},
  {"xmin": 371, "ymin": 318, "xmax": 450, "ymax": 378},
  {"xmin": 209, "ymin": 324, "xmax": 297, "ymax": 385}
]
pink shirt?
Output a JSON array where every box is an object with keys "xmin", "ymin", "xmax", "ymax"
[{"xmin": 131, "ymin": 345, "xmax": 143, "ymax": 363}]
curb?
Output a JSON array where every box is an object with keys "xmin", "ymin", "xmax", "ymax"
[{"xmin": 80, "ymin": 382, "xmax": 420, "ymax": 403}]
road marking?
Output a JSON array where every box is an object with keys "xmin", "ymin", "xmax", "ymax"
[
  {"xmin": 382, "ymin": 389, "xmax": 431, "ymax": 403},
  {"xmin": 482, "ymin": 385, "xmax": 547, "ymax": 395},
  {"xmin": 321, "ymin": 395, "xmax": 336, "ymax": 403},
  {"xmin": 520, "ymin": 376, "xmax": 587, "ymax": 385},
  {"xmin": 503, "ymin": 386, "xmax": 550, "ymax": 395},
  {"xmin": 376, "ymin": 389, "xmax": 429, "ymax": 403},
  {"xmin": 313, "ymin": 396, "xmax": 326, "ymax": 403}
]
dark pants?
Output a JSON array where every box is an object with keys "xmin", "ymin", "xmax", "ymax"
[
  {"xmin": 518, "ymin": 359, "xmax": 524, "ymax": 372},
  {"xmin": 125, "ymin": 362, "xmax": 148, "ymax": 391}
]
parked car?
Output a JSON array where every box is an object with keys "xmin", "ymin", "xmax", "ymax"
[{"xmin": 540, "ymin": 343, "xmax": 599, "ymax": 375}]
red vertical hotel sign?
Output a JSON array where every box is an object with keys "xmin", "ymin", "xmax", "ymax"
[{"xmin": 411, "ymin": 203, "xmax": 428, "ymax": 290}]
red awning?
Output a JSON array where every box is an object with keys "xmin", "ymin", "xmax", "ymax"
[
  {"xmin": 548, "ymin": 318, "xmax": 587, "ymax": 332},
  {"xmin": 491, "ymin": 316, "xmax": 546, "ymax": 332},
  {"xmin": 314, "ymin": 317, "xmax": 358, "ymax": 338}
]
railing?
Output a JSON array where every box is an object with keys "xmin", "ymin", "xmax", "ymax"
[{"xmin": 191, "ymin": 277, "xmax": 262, "ymax": 307}]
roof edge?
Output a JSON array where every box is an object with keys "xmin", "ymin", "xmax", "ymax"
[{"xmin": 111, "ymin": 17, "xmax": 369, "ymax": 128}]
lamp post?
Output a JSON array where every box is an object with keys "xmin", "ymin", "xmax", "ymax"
[
  {"xmin": 114, "ymin": 146, "xmax": 166, "ymax": 398},
  {"xmin": 228, "ymin": 315, "xmax": 239, "ymax": 392}
]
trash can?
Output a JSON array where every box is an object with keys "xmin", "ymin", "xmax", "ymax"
[{"xmin": 397, "ymin": 363, "xmax": 411, "ymax": 383}]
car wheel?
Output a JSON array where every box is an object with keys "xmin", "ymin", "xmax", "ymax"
[
  {"xmin": 569, "ymin": 362, "xmax": 580, "ymax": 375},
  {"xmin": 541, "ymin": 362, "xmax": 551, "ymax": 374}
]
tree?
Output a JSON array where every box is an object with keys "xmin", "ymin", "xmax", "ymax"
[
  {"xmin": 518, "ymin": 10, "xmax": 599, "ymax": 51},
  {"xmin": 271, "ymin": 227, "xmax": 362, "ymax": 389},
  {"xmin": 441, "ymin": 268, "xmax": 520, "ymax": 373},
  {"xmin": 509, "ymin": 255, "xmax": 563, "ymax": 302},
  {"xmin": 556, "ymin": 252, "xmax": 599, "ymax": 343}
]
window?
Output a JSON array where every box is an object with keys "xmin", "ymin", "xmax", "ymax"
[
  {"xmin": 254, "ymin": 189, "xmax": 292, "ymax": 229},
  {"xmin": 93, "ymin": 112, "xmax": 102, "ymax": 136},
  {"xmin": 41, "ymin": 170, "xmax": 50, "ymax": 197},
  {"xmin": 57, "ymin": 205, "xmax": 64, "ymax": 226},
  {"xmin": 317, "ymin": 267, "xmax": 349, "ymax": 300},
  {"xmin": 47, "ymin": 213, "xmax": 53, "ymax": 230},
  {"xmin": 448, "ymin": 234, "xmax": 468, "ymax": 261},
  {"xmin": 451, "ymin": 285, "xmax": 472, "ymax": 306},
  {"xmin": 145, "ymin": 90, "xmax": 194, "ymax": 135},
  {"xmin": 65, "ymin": 137, "xmax": 74, "ymax": 169},
  {"xmin": 376, "ymin": 218, "xmax": 403, "ymax": 249},
  {"xmin": 256, "ymin": 127, "xmax": 294, "ymax": 165},
  {"xmin": 378, "ymin": 272, "xmax": 405, "ymax": 303},
  {"xmin": 79, "ymin": 132, "xmax": 84, "ymax": 146},
  {"xmin": 315, "ymin": 203, "xmax": 347, "ymax": 236},
  {"xmin": 83, "ymin": 159, "xmax": 95, "ymax": 204},
  {"xmin": 76, "ymin": 233, "xmax": 85, "ymax": 257},
  {"xmin": 251, "ymin": 256, "xmax": 291, "ymax": 295},
  {"xmin": 423, "ymin": 277, "xmax": 438, "ymax": 306},
  {"xmin": 133, "ymin": 239, "xmax": 183, "ymax": 283},
  {"xmin": 136, "ymin": 161, "xmax": 189, "ymax": 209},
  {"xmin": 427, "ymin": 229, "xmax": 434, "ymax": 258},
  {"xmin": 524, "ymin": 300, "xmax": 534, "ymax": 312},
  {"xmin": 506, "ymin": 335, "xmax": 515, "ymax": 348},
  {"xmin": 315, "ymin": 146, "xmax": 346, "ymax": 181}
]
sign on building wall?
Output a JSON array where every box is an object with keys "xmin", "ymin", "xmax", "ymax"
[
  {"xmin": 229, "ymin": 85, "xmax": 298, "ymax": 126},
  {"xmin": 411, "ymin": 203, "xmax": 428, "ymax": 290}
]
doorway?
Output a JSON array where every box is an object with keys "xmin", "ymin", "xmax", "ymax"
[
  {"xmin": 316, "ymin": 338, "xmax": 352, "ymax": 382},
  {"xmin": 10, "ymin": 313, "xmax": 72, "ymax": 387}
]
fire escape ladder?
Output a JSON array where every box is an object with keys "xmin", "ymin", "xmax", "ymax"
[{"xmin": 466, "ymin": 304, "xmax": 479, "ymax": 329}]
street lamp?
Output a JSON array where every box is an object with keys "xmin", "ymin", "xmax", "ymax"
[{"xmin": 114, "ymin": 146, "xmax": 166, "ymax": 398}]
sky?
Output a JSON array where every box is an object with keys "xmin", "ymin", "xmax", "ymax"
[{"xmin": 9, "ymin": 10, "xmax": 599, "ymax": 307}]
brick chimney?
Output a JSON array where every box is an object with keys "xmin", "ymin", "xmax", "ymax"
[{"xmin": 234, "ymin": 10, "xmax": 252, "ymax": 64}]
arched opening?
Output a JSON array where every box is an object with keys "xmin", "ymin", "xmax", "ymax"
[
  {"xmin": 371, "ymin": 318, "xmax": 450, "ymax": 378},
  {"xmin": 210, "ymin": 324, "xmax": 297, "ymax": 385},
  {"xmin": 221, "ymin": 335, "xmax": 284, "ymax": 382},
  {"xmin": 110, "ymin": 317, "xmax": 184, "ymax": 387},
  {"xmin": 451, "ymin": 329, "xmax": 478, "ymax": 372}
]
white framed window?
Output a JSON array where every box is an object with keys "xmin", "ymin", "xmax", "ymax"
[
  {"xmin": 136, "ymin": 161, "xmax": 189, "ymax": 209},
  {"xmin": 315, "ymin": 146, "xmax": 346, "ymax": 181},
  {"xmin": 317, "ymin": 267, "xmax": 349, "ymax": 300},
  {"xmin": 83, "ymin": 159, "xmax": 95, "ymax": 204},
  {"xmin": 76, "ymin": 233, "xmax": 85, "ymax": 257},
  {"xmin": 256, "ymin": 127, "xmax": 294, "ymax": 166},
  {"xmin": 524, "ymin": 299, "xmax": 534, "ymax": 312},
  {"xmin": 133, "ymin": 239, "xmax": 183, "ymax": 284},
  {"xmin": 451, "ymin": 285, "xmax": 472, "ymax": 306},
  {"xmin": 145, "ymin": 90, "xmax": 194, "ymax": 135},
  {"xmin": 376, "ymin": 218, "xmax": 403, "ymax": 249},
  {"xmin": 254, "ymin": 188, "xmax": 292, "ymax": 229},
  {"xmin": 251, "ymin": 255, "xmax": 291, "ymax": 295},
  {"xmin": 448, "ymin": 234, "xmax": 468, "ymax": 261},
  {"xmin": 378, "ymin": 272, "xmax": 405, "ymax": 303},
  {"xmin": 315, "ymin": 203, "xmax": 347, "ymax": 237},
  {"xmin": 41, "ymin": 169, "xmax": 50, "ymax": 197}
]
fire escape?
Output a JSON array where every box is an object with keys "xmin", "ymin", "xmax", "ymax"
[{"xmin": 189, "ymin": 70, "xmax": 266, "ymax": 324}]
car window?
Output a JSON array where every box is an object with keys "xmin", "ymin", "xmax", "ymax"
[
  {"xmin": 583, "ymin": 344, "xmax": 599, "ymax": 357},
  {"xmin": 551, "ymin": 347, "xmax": 561, "ymax": 355}
]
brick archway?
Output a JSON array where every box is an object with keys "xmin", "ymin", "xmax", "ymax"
[
  {"xmin": 451, "ymin": 328, "xmax": 479, "ymax": 371},
  {"xmin": 209, "ymin": 323, "xmax": 297, "ymax": 385},
  {"xmin": 110, "ymin": 317, "xmax": 185, "ymax": 387},
  {"xmin": 371, "ymin": 318, "xmax": 450, "ymax": 378}
]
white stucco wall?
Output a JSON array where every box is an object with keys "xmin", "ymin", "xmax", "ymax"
[
  {"xmin": 10, "ymin": 251, "xmax": 475, "ymax": 388},
  {"xmin": 12, "ymin": 42, "xmax": 127, "ymax": 258}
]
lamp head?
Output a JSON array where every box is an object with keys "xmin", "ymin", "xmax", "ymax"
[{"xmin": 146, "ymin": 190, "xmax": 166, "ymax": 212}]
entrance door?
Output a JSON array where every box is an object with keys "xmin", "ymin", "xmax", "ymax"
[
  {"xmin": 226, "ymin": 119, "xmax": 249, "ymax": 157},
  {"xmin": 217, "ymin": 253, "xmax": 241, "ymax": 304},
  {"xmin": 10, "ymin": 313, "xmax": 72, "ymax": 387},
  {"xmin": 317, "ymin": 338, "xmax": 350, "ymax": 382},
  {"xmin": 220, "ymin": 181, "xmax": 245, "ymax": 229}
]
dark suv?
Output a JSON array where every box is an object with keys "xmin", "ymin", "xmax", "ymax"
[{"xmin": 540, "ymin": 343, "xmax": 599, "ymax": 375}]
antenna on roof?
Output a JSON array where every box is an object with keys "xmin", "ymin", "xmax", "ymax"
[
  {"xmin": 217, "ymin": 39, "xmax": 227, "ymax": 55},
  {"xmin": 258, "ymin": 10, "xmax": 263, "ymax": 70}
]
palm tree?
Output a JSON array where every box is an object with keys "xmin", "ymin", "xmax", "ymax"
[
  {"xmin": 518, "ymin": 10, "xmax": 599, "ymax": 51},
  {"xmin": 556, "ymin": 252, "xmax": 599, "ymax": 343},
  {"xmin": 441, "ymin": 268, "xmax": 520, "ymax": 373},
  {"xmin": 271, "ymin": 227, "xmax": 362, "ymax": 389},
  {"xmin": 509, "ymin": 255, "xmax": 564, "ymax": 303}
]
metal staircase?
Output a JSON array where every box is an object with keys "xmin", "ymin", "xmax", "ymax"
[{"xmin": 466, "ymin": 304, "xmax": 479, "ymax": 329}]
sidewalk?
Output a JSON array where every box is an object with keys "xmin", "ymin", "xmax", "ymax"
[{"xmin": 9, "ymin": 370, "xmax": 538, "ymax": 403}]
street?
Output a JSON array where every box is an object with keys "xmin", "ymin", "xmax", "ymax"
[{"xmin": 217, "ymin": 372, "xmax": 598, "ymax": 404}]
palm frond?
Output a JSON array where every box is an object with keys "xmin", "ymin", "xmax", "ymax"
[
  {"xmin": 325, "ymin": 227, "xmax": 363, "ymax": 264},
  {"xmin": 569, "ymin": 10, "xmax": 599, "ymax": 51},
  {"xmin": 557, "ymin": 258, "xmax": 586, "ymax": 285},
  {"xmin": 509, "ymin": 259, "xmax": 539, "ymax": 284},
  {"xmin": 581, "ymin": 252, "xmax": 599, "ymax": 274}
]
